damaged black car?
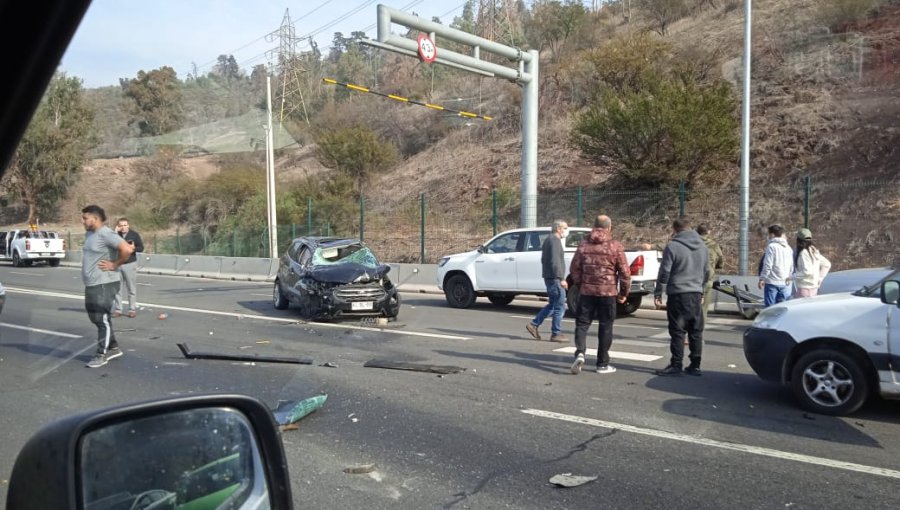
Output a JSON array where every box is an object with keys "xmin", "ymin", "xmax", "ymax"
[{"xmin": 273, "ymin": 237, "xmax": 400, "ymax": 320}]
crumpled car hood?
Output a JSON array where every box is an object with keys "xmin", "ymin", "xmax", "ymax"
[{"xmin": 308, "ymin": 263, "xmax": 391, "ymax": 284}]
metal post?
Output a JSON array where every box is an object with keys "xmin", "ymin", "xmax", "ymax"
[
  {"xmin": 521, "ymin": 49, "xmax": 539, "ymax": 228},
  {"xmin": 153, "ymin": 233, "xmax": 157, "ymax": 254},
  {"xmin": 803, "ymin": 175, "xmax": 811, "ymax": 229},
  {"xmin": 176, "ymin": 227, "xmax": 181, "ymax": 255},
  {"xmin": 307, "ymin": 197, "xmax": 312, "ymax": 235},
  {"xmin": 492, "ymin": 189, "xmax": 498, "ymax": 236},
  {"xmin": 359, "ymin": 195, "xmax": 365, "ymax": 242},
  {"xmin": 576, "ymin": 187, "xmax": 584, "ymax": 227},
  {"xmin": 291, "ymin": 223, "xmax": 296, "ymax": 240},
  {"xmin": 420, "ymin": 193, "xmax": 426, "ymax": 263},
  {"xmin": 738, "ymin": 0, "xmax": 753, "ymax": 275},
  {"xmin": 678, "ymin": 181, "xmax": 686, "ymax": 217},
  {"xmin": 232, "ymin": 230, "xmax": 237, "ymax": 257},
  {"xmin": 265, "ymin": 76, "xmax": 278, "ymax": 259}
]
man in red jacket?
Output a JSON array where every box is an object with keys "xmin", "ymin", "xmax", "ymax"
[{"xmin": 568, "ymin": 215, "xmax": 631, "ymax": 375}]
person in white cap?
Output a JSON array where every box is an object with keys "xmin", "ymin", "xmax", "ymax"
[{"xmin": 793, "ymin": 228, "xmax": 831, "ymax": 298}]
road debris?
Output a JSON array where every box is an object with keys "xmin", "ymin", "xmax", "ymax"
[
  {"xmin": 321, "ymin": 361, "xmax": 338, "ymax": 368},
  {"xmin": 272, "ymin": 394, "xmax": 328, "ymax": 427},
  {"xmin": 727, "ymin": 364, "xmax": 737, "ymax": 368},
  {"xmin": 344, "ymin": 463, "xmax": 377, "ymax": 474},
  {"xmin": 364, "ymin": 359, "xmax": 466, "ymax": 374},
  {"xmin": 157, "ymin": 313, "xmax": 168, "ymax": 320},
  {"xmin": 176, "ymin": 343, "xmax": 313, "ymax": 365},
  {"xmin": 549, "ymin": 473, "xmax": 597, "ymax": 488},
  {"xmin": 256, "ymin": 340, "xmax": 271, "ymax": 345}
]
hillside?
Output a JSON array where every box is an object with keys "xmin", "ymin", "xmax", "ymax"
[{"xmin": 4, "ymin": 0, "xmax": 898, "ymax": 270}]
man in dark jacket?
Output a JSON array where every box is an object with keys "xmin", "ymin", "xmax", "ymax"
[
  {"xmin": 568, "ymin": 215, "xmax": 631, "ymax": 375},
  {"xmin": 525, "ymin": 220, "xmax": 569, "ymax": 342},
  {"xmin": 112, "ymin": 217, "xmax": 145, "ymax": 318},
  {"xmin": 654, "ymin": 218, "xmax": 710, "ymax": 376}
]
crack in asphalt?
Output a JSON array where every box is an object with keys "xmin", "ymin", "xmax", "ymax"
[{"xmin": 441, "ymin": 431, "xmax": 617, "ymax": 508}]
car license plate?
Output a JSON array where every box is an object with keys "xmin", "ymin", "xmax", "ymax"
[
  {"xmin": 351, "ymin": 301, "xmax": 373, "ymax": 311},
  {"xmin": 40, "ymin": 253, "xmax": 49, "ymax": 257}
]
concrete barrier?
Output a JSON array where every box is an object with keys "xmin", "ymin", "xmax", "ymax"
[
  {"xmin": 139, "ymin": 254, "xmax": 179, "ymax": 275},
  {"xmin": 178, "ymin": 256, "xmax": 223, "ymax": 279},
  {"xmin": 219, "ymin": 257, "xmax": 277, "ymax": 281}
]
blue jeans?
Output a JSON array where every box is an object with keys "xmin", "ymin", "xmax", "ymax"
[
  {"xmin": 763, "ymin": 284, "xmax": 790, "ymax": 307},
  {"xmin": 532, "ymin": 278, "xmax": 566, "ymax": 335}
]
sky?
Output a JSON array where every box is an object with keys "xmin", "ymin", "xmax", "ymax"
[{"xmin": 61, "ymin": 0, "xmax": 468, "ymax": 88}]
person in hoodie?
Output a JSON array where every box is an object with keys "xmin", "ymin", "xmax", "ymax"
[
  {"xmin": 568, "ymin": 215, "xmax": 631, "ymax": 375},
  {"xmin": 697, "ymin": 224, "xmax": 724, "ymax": 324},
  {"xmin": 758, "ymin": 224, "xmax": 794, "ymax": 307},
  {"xmin": 793, "ymin": 228, "xmax": 831, "ymax": 297},
  {"xmin": 654, "ymin": 218, "xmax": 710, "ymax": 376}
]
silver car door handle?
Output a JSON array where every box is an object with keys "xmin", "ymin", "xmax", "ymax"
[
  {"xmin": 475, "ymin": 260, "xmax": 485, "ymax": 263},
  {"xmin": 505, "ymin": 257, "xmax": 515, "ymax": 261}
]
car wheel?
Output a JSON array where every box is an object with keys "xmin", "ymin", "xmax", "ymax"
[
  {"xmin": 486, "ymin": 293, "xmax": 515, "ymax": 306},
  {"xmin": 12, "ymin": 251, "xmax": 22, "ymax": 267},
  {"xmin": 566, "ymin": 284, "xmax": 580, "ymax": 316},
  {"xmin": 273, "ymin": 280, "xmax": 289, "ymax": 310},
  {"xmin": 790, "ymin": 349, "xmax": 870, "ymax": 416},
  {"xmin": 445, "ymin": 274, "xmax": 476, "ymax": 308},
  {"xmin": 616, "ymin": 295, "xmax": 641, "ymax": 316},
  {"xmin": 47, "ymin": 259, "xmax": 60, "ymax": 267}
]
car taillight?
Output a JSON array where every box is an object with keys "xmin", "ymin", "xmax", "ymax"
[
  {"xmin": 629, "ymin": 255, "xmax": 644, "ymax": 276},
  {"xmin": 25, "ymin": 240, "xmax": 31, "ymax": 250}
]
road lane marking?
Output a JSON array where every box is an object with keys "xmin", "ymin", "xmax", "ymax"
[
  {"xmin": 509, "ymin": 315, "xmax": 661, "ymax": 330},
  {"xmin": 522, "ymin": 408, "xmax": 900, "ymax": 480},
  {"xmin": 251, "ymin": 293, "xmax": 271, "ymax": 297},
  {"xmin": 0, "ymin": 322, "xmax": 82, "ymax": 338},
  {"xmin": 552, "ymin": 346, "xmax": 662, "ymax": 362},
  {"xmin": 137, "ymin": 282, "xmax": 153, "ymax": 286},
  {"xmin": 9, "ymin": 271, "xmax": 44, "ymax": 277},
  {"xmin": 5, "ymin": 287, "xmax": 470, "ymax": 341}
]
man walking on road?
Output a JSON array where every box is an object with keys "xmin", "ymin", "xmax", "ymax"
[
  {"xmin": 81, "ymin": 205, "xmax": 134, "ymax": 368},
  {"xmin": 654, "ymin": 218, "xmax": 709, "ymax": 377},
  {"xmin": 525, "ymin": 220, "xmax": 569, "ymax": 343},
  {"xmin": 569, "ymin": 215, "xmax": 631, "ymax": 375},
  {"xmin": 113, "ymin": 217, "xmax": 144, "ymax": 318},
  {"xmin": 697, "ymin": 224, "xmax": 724, "ymax": 324},
  {"xmin": 758, "ymin": 224, "xmax": 794, "ymax": 307}
]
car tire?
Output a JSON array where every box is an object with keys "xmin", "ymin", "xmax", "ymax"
[
  {"xmin": 445, "ymin": 274, "xmax": 476, "ymax": 308},
  {"xmin": 486, "ymin": 293, "xmax": 515, "ymax": 306},
  {"xmin": 273, "ymin": 280, "xmax": 289, "ymax": 310},
  {"xmin": 47, "ymin": 259, "xmax": 60, "ymax": 267},
  {"xmin": 790, "ymin": 349, "xmax": 870, "ymax": 416},
  {"xmin": 566, "ymin": 284, "xmax": 580, "ymax": 316},
  {"xmin": 12, "ymin": 251, "xmax": 22, "ymax": 268},
  {"xmin": 616, "ymin": 295, "xmax": 641, "ymax": 316}
]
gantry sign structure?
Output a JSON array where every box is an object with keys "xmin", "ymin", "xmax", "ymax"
[{"xmin": 360, "ymin": 4, "xmax": 540, "ymax": 228}]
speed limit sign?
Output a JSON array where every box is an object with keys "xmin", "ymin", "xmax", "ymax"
[{"xmin": 416, "ymin": 34, "xmax": 437, "ymax": 63}]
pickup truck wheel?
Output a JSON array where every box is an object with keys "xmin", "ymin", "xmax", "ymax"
[
  {"xmin": 445, "ymin": 274, "xmax": 476, "ymax": 308},
  {"xmin": 790, "ymin": 349, "xmax": 869, "ymax": 416},
  {"xmin": 566, "ymin": 285, "xmax": 580, "ymax": 316},
  {"xmin": 12, "ymin": 251, "xmax": 22, "ymax": 267},
  {"xmin": 273, "ymin": 280, "xmax": 289, "ymax": 310},
  {"xmin": 487, "ymin": 293, "xmax": 515, "ymax": 306},
  {"xmin": 47, "ymin": 259, "xmax": 60, "ymax": 267},
  {"xmin": 616, "ymin": 295, "xmax": 641, "ymax": 316}
]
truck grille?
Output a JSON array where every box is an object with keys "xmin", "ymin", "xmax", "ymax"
[{"xmin": 334, "ymin": 285, "xmax": 386, "ymax": 302}]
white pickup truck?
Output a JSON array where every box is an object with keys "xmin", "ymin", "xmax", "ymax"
[
  {"xmin": 0, "ymin": 229, "xmax": 65, "ymax": 267},
  {"xmin": 436, "ymin": 227, "xmax": 661, "ymax": 316}
]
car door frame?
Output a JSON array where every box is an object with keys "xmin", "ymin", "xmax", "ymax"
[{"xmin": 473, "ymin": 231, "xmax": 524, "ymax": 291}]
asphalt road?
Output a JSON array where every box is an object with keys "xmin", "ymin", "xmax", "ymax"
[{"xmin": 1, "ymin": 265, "xmax": 899, "ymax": 509}]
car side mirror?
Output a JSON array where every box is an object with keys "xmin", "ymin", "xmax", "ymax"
[
  {"xmin": 476, "ymin": 245, "xmax": 484, "ymax": 254},
  {"xmin": 7, "ymin": 394, "xmax": 293, "ymax": 510},
  {"xmin": 881, "ymin": 280, "xmax": 900, "ymax": 307}
]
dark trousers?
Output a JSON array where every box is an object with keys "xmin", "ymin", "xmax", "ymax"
[
  {"xmin": 574, "ymin": 295, "xmax": 617, "ymax": 366},
  {"xmin": 85, "ymin": 281, "xmax": 120, "ymax": 353},
  {"xmin": 666, "ymin": 292, "xmax": 703, "ymax": 368}
]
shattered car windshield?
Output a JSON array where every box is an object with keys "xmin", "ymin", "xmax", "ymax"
[{"xmin": 312, "ymin": 244, "xmax": 379, "ymax": 268}]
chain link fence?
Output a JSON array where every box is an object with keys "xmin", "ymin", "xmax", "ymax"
[{"xmin": 61, "ymin": 178, "xmax": 897, "ymax": 273}]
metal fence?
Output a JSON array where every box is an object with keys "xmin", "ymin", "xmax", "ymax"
[{"xmin": 62, "ymin": 178, "xmax": 897, "ymax": 273}]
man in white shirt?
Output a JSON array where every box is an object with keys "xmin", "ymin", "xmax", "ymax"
[{"xmin": 758, "ymin": 224, "xmax": 794, "ymax": 307}]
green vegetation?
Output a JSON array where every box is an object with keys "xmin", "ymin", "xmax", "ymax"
[{"xmin": 314, "ymin": 126, "xmax": 399, "ymax": 195}]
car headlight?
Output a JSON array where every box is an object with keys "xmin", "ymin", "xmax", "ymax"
[
  {"xmin": 437, "ymin": 257, "xmax": 450, "ymax": 268},
  {"xmin": 752, "ymin": 307, "xmax": 788, "ymax": 330}
]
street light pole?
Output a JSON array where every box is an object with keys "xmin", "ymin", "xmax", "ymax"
[
  {"xmin": 266, "ymin": 76, "xmax": 278, "ymax": 258},
  {"xmin": 739, "ymin": 0, "xmax": 752, "ymax": 275}
]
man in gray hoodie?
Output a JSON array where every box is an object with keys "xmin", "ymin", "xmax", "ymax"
[
  {"xmin": 653, "ymin": 218, "xmax": 710, "ymax": 376},
  {"xmin": 758, "ymin": 224, "xmax": 794, "ymax": 307}
]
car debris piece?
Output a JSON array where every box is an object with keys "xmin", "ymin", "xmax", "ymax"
[
  {"xmin": 176, "ymin": 343, "xmax": 313, "ymax": 365},
  {"xmin": 321, "ymin": 361, "xmax": 338, "ymax": 368},
  {"xmin": 343, "ymin": 463, "xmax": 376, "ymax": 474},
  {"xmin": 364, "ymin": 359, "xmax": 466, "ymax": 374},
  {"xmin": 272, "ymin": 394, "xmax": 328, "ymax": 426},
  {"xmin": 549, "ymin": 474, "xmax": 598, "ymax": 488}
]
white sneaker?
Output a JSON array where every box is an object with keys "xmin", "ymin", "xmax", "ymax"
[
  {"xmin": 570, "ymin": 354, "xmax": 585, "ymax": 375},
  {"xmin": 596, "ymin": 365, "xmax": 617, "ymax": 374}
]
